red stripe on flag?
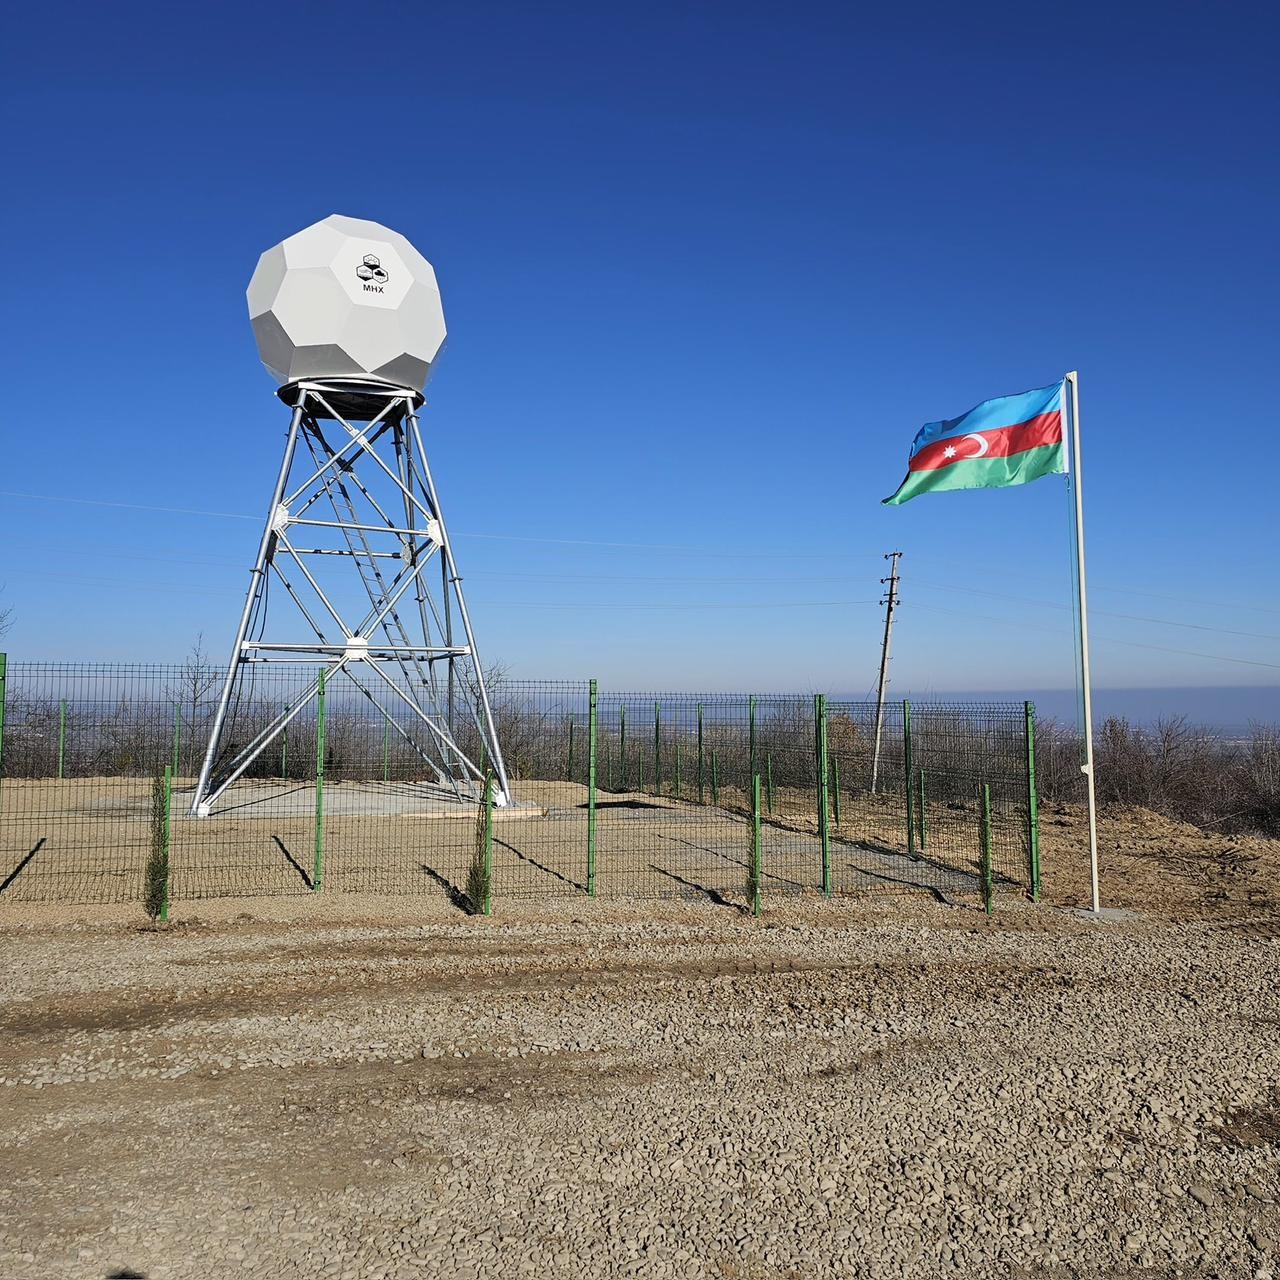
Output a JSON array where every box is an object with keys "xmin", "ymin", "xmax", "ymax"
[{"xmin": 909, "ymin": 411, "xmax": 1064, "ymax": 472}]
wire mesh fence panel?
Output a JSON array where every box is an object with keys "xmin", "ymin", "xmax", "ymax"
[
  {"xmin": 911, "ymin": 701, "xmax": 1030, "ymax": 896},
  {"xmin": 0, "ymin": 661, "xmax": 1036, "ymax": 910},
  {"xmin": 487, "ymin": 681, "xmax": 591, "ymax": 902},
  {"xmin": 589, "ymin": 694, "xmax": 744, "ymax": 905},
  {"xmin": 753, "ymin": 696, "xmax": 826, "ymax": 899},
  {"xmin": 825, "ymin": 700, "xmax": 1031, "ymax": 900},
  {"xmin": 188, "ymin": 672, "xmax": 594, "ymax": 903},
  {"xmin": 315, "ymin": 667, "xmax": 503, "ymax": 899},
  {"xmin": 0, "ymin": 665, "xmax": 193, "ymax": 903},
  {"xmin": 174, "ymin": 664, "xmax": 323, "ymax": 900},
  {"xmin": 582, "ymin": 695, "xmax": 828, "ymax": 905}
]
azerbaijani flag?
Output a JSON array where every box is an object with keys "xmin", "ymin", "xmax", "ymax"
[{"xmin": 883, "ymin": 381, "xmax": 1066, "ymax": 506}]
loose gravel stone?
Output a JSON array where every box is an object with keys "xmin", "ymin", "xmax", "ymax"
[{"xmin": 0, "ymin": 894, "xmax": 1278, "ymax": 1279}]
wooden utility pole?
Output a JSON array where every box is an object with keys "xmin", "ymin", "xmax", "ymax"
[{"xmin": 870, "ymin": 551, "xmax": 902, "ymax": 794}]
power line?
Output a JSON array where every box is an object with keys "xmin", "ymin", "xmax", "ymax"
[
  {"xmin": 1091, "ymin": 637, "xmax": 1280, "ymax": 672},
  {"xmin": 0, "ymin": 568, "xmax": 235, "ymax": 596},
  {"xmin": 1093, "ymin": 582, "xmax": 1280, "ymax": 618},
  {"xmin": 913, "ymin": 603, "xmax": 1280, "ymax": 671},
  {"xmin": 0, "ymin": 549, "xmax": 859, "ymax": 585},
  {"xmin": 1, "ymin": 558, "xmax": 879, "ymax": 610},
  {"xmin": 1088, "ymin": 610, "xmax": 1280, "ymax": 643},
  {"xmin": 913, "ymin": 603, "xmax": 1064, "ymax": 637},
  {"xmin": 483, "ymin": 599, "xmax": 878, "ymax": 611},
  {"xmin": 4, "ymin": 542, "xmax": 244, "ymax": 569},
  {"xmin": 469, "ymin": 570, "xmax": 854, "ymax": 586},
  {"xmin": 459, "ymin": 531, "xmax": 881, "ymax": 558},
  {"xmin": 913, "ymin": 579, "xmax": 1280, "ymax": 642},
  {"xmin": 0, "ymin": 490, "xmax": 257, "ymax": 521},
  {"xmin": 909, "ymin": 573, "xmax": 1280, "ymax": 625},
  {"xmin": 0, "ymin": 490, "xmax": 876, "ymax": 559},
  {"xmin": 4, "ymin": 489, "xmax": 1273, "ymax": 647}
]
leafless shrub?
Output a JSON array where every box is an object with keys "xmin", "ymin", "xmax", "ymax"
[
  {"xmin": 1039, "ymin": 714, "xmax": 1279, "ymax": 838},
  {"xmin": 1231, "ymin": 724, "xmax": 1280, "ymax": 838},
  {"xmin": 1026, "ymin": 717, "xmax": 1083, "ymax": 802}
]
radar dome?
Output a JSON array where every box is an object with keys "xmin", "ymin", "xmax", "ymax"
[{"xmin": 247, "ymin": 214, "xmax": 447, "ymax": 391}]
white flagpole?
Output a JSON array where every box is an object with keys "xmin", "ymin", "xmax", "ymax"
[{"xmin": 1065, "ymin": 370, "xmax": 1101, "ymax": 912}]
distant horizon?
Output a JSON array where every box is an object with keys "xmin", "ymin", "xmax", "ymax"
[
  {"xmin": 4, "ymin": 648, "xmax": 1275, "ymax": 730},
  {"xmin": 882, "ymin": 684, "xmax": 1280, "ymax": 731}
]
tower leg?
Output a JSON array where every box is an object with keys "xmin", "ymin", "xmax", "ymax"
[
  {"xmin": 409, "ymin": 411, "xmax": 512, "ymax": 806},
  {"xmin": 191, "ymin": 407, "xmax": 304, "ymax": 815},
  {"xmin": 191, "ymin": 382, "xmax": 513, "ymax": 816}
]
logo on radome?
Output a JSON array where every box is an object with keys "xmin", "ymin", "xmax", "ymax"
[{"xmin": 356, "ymin": 253, "xmax": 389, "ymax": 292}]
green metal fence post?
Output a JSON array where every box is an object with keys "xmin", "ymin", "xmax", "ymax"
[
  {"xmin": 697, "ymin": 703, "xmax": 705, "ymax": 803},
  {"xmin": 0, "ymin": 652, "xmax": 6, "ymax": 775},
  {"xmin": 980, "ymin": 782, "xmax": 994, "ymax": 915},
  {"xmin": 587, "ymin": 679, "xmax": 598, "ymax": 897},
  {"xmin": 483, "ymin": 774, "xmax": 494, "ymax": 916},
  {"xmin": 619, "ymin": 707, "xmax": 627, "ymax": 790},
  {"xmin": 567, "ymin": 717, "xmax": 575, "ymax": 783},
  {"xmin": 918, "ymin": 767, "xmax": 927, "ymax": 852},
  {"xmin": 160, "ymin": 765, "xmax": 173, "ymax": 922},
  {"xmin": 57, "ymin": 699, "xmax": 67, "ymax": 780},
  {"xmin": 172, "ymin": 705, "xmax": 181, "ymax": 778},
  {"xmin": 816, "ymin": 694, "xmax": 831, "ymax": 897},
  {"xmin": 831, "ymin": 756, "xmax": 842, "ymax": 826},
  {"xmin": 751, "ymin": 772, "xmax": 763, "ymax": 918},
  {"xmin": 1025, "ymin": 701, "xmax": 1041, "ymax": 902},
  {"xmin": 653, "ymin": 701, "xmax": 661, "ymax": 797},
  {"xmin": 903, "ymin": 700, "xmax": 916, "ymax": 859},
  {"xmin": 313, "ymin": 670, "xmax": 326, "ymax": 891},
  {"xmin": 749, "ymin": 694, "xmax": 757, "ymax": 785},
  {"xmin": 711, "ymin": 750, "xmax": 719, "ymax": 806}
]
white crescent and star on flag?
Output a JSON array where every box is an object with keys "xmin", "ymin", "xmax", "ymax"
[{"xmin": 941, "ymin": 432, "xmax": 990, "ymax": 460}]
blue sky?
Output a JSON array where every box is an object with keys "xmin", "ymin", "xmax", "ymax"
[{"xmin": 2, "ymin": 0, "xmax": 1277, "ymax": 696}]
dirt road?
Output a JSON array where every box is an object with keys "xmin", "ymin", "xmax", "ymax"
[{"xmin": 2, "ymin": 878, "xmax": 1279, "ymax": 1278}]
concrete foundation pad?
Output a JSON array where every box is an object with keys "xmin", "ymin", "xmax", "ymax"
[{"xmin": 174, "ymin": 780, "xmax": 509, "ymax": 820}]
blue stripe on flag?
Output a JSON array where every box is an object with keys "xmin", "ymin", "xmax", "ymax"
[{"xmin": 909, "ymin": 382, "xmax": 1062, "ymax": 457}]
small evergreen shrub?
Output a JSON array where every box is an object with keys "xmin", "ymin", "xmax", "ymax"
[{"xmin": 144, "ymin": 771, "xmax": 169, "ymax": 922}]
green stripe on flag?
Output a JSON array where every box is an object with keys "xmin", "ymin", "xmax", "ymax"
[{"xmin": 883, "ymin": 442, "xmax": 1066, "ymax": 506}]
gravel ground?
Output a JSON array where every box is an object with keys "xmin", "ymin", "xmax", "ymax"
[{"xmin": 2, "ymin": 885, "xmax": 1279, "ymax": 1279}]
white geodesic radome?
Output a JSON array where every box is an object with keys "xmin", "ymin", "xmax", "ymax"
[{"xmin": 246, "ymin": 214, "xmax": 447, "ymax": 391}]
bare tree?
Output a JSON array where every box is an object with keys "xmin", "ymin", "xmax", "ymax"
[
  {"xmin": 175, "ymin": 634, "xmax": 220, "ymax": 715},
  {"xmin": 162, "ymin": 635, "xmax": 221, "ymax": 771}
]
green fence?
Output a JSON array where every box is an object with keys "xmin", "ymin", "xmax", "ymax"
[{"xmin": 0, "ymin": 659, "xmax": 1041, "ymax": 913}]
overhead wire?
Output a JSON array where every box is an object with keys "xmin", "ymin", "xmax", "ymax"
[
  {"xmin": 468, "ymin": 570, "xmax": 857, "ymax": 586},
  {"xmin": 0, "ymin": 490, "xmax": 875, "ymax": 559},
  {"xmin": 4, "ymin": 488, "xmax": 1275, "ymax": 668},
  {"xmin": 912, "ymin": 603, "xmax": 1280, "ymax": 671},
  {"xmin": 483, "ymin": 599, "xmax": 878, "ymax": 611},
  {"xmin": 0, "ymin": 490, "xmax": 258, "ymax": 521},
  {"xmin": 911, "ymin": 579, "xmax": 1280, "ymax": 642}
]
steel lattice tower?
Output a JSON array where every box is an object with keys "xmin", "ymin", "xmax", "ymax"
[{"xmin": 191, "ymin": 215, "xmax": 511, "ymax": 815}]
